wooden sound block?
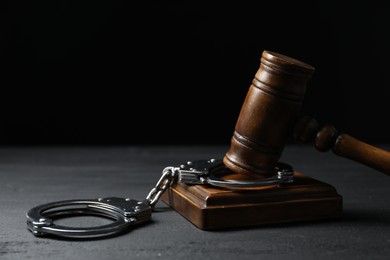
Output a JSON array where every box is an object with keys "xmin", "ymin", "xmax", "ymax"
[{"xmin": 161, "ymin": 172, "xmax": 342, "ymax": 230}]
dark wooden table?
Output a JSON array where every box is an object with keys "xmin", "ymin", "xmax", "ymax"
[{"xmin": 1, "ymin": 145, "xmax": 389, "ymax": 259}]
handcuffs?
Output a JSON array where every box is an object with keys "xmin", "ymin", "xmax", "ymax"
[{"xmin": 26, "ymin": 159, "xmax": 294, "ymax": 238}]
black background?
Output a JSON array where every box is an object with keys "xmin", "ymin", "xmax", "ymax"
[{"xmin": 1, "ymin": 1, "xmax": 390, "ymax": 146}]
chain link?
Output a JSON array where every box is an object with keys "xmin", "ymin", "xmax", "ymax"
[{"xmin": 144, "ymin": 167, "xmax": 178, "ymax": 208}]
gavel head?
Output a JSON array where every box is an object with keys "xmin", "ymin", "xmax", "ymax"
[{"xmin": 223, "ymin": 50, "xmax": 315, "ymax": 177}]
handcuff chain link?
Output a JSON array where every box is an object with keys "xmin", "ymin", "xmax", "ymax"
[{"xmin": 145, "ymin": 166, "xmax": 179, "ymax": 208}]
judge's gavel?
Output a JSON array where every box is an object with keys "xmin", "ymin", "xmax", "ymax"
[
  {"xmin": 224, "ymin": 50, "xmax": 390, "ymax": 177},
  {"xmin": 293, "ymin": 115, "xmax": 390, "ymax": 176}
]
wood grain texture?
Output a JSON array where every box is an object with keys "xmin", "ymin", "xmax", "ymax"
[
  {"xmin": 333, "ymin": 134, "xmax": 390, "ymax": 176},
  {"xmin": 162, "ymin": 172, "xmax": 342, "ymax": 230},
  {"xmin": 224, "ymin": 50, "xmax": 315, "ymax": 177},
  {"xmin": 294, "ymin": 116, "xmax": 390, "ymax": 176},
  {"xmin": 2, "ymin": 146, "xmax": 390, "ymax": 259}
]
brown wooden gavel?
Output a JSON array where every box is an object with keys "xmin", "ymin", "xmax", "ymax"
[
  {"xmin": 293, "ymin": 115, "xmax": 390, "ymax": 176},
  {"xmin": 224, "ymin": 50, "xmax": 390, "ymax": 177}
]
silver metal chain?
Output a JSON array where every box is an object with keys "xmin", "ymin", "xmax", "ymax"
[
  {"xmin": 26, "ymin": 159, "xmax": 295, "ymax": 239},
  {"xmin": 144, "ymin": 166, "xmax": 179, "ymax": 208}
]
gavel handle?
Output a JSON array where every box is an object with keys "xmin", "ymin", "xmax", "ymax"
[
  {"xmin": 294, "ymin": 116, "xmax": 390, "ymax": 176},
  {"xmin": 328, "ymin": 132, "xmax": 390, "ymax": 175}
]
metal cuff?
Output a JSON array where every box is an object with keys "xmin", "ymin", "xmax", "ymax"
[
  {"xmin": 26, "ymin": 197, "xmax": 151, "ymax": 239},
  {"xmin": 178, "ymin": 159, "xmax": 294, "ymax": 189}
]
